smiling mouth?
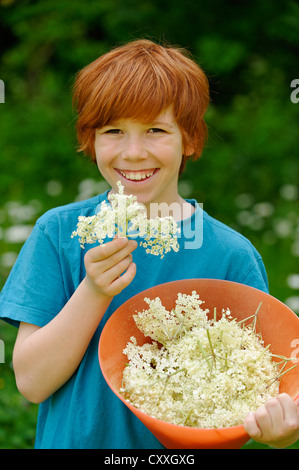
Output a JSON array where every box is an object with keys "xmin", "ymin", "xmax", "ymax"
[{"xmin": 115, "ymin": 168, "xmax": 158, "ymax": 181}]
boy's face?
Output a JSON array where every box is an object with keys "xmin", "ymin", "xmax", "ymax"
[{"xmin": 94, "ymin": 107, "xmax": 193, "ymax": 210}]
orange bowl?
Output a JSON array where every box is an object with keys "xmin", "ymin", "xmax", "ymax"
[{"xmin": 99, "ymin": 279, "xmax": 299, "ymax": 449}]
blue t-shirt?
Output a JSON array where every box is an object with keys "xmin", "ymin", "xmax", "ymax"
[{"xmin": 0, "ymin": 191, "xmax": 269, "ymax": 449}]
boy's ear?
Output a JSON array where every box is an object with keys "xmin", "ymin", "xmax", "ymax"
[{"xmin": 183, "ymin": 143, "xmax": 195, "ymax": 157}]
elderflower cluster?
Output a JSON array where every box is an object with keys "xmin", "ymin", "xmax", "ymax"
[
  {"xmin": 71, "ymin": 181, "xmax": 180, "ymax": 258},
  {"xmin": 121, "ymin": 292, "xmax": 281, "ymax": 429},
  {"xmin": 133, "ymin": 291, "xmax": 209, "ymax": 345}
]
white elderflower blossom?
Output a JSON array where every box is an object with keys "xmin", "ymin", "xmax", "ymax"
[
  {"xmin": 121, "ymin": 293, "xmax": 294, "ymax": 429},
  {"xmin": 71, "ymin": 181, "xmax": 180, "ymax": 257},
  {"xmin": 133, "ymin": 291, "xmax": 209, "ymax": 344}
]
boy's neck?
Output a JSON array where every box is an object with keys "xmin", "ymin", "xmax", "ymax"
[{"xmin": 146, "ymin": 196, "xmax": 195, "ymax": 222}]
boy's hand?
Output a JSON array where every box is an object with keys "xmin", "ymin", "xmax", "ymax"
[
  {"xmin": 84, "ymin": 237, "xmax": 138, "ymax": 298},
  {"xmin": 244, "ymin": 393, "xmax": 299, "ymax": 448}
]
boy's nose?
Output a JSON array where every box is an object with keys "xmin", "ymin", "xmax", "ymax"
[{"xmin": 122, "ymin": 136, "xmax": 148, "ymax": 161}]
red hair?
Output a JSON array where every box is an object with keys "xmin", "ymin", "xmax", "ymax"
[{"xmin": 73, "ymin": 39, "xmax": 209, "ymax": 174}]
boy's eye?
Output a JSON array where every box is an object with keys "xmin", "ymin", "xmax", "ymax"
[
  {"xmin": 148, "ymin": 128, "xmax": 165, "ymax": 133},
  {"xmin": 105, "ymin": 129, "xmax": 122, "ymax": 134}
]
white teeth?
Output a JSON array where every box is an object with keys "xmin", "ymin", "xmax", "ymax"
[{"xmin": 119, "ymin": 170, "xmax": 155, "ymax": 181}]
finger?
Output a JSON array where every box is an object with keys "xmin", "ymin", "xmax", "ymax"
[
  {"xmin": 103, "ymin": 253, "xmax": 134, "ymax": 285},
  {"xmin": 265, "ymin": 397, "xmax": 284, "ymax": 436},
  {"xmin": 277, "ymin": 393, "xmax": 299, "ymax": 430},
  {"xmin": 107, "ymin": 262, "xmax": 137, "ymax": 296},
  {"xmin": 101, "ymin": 240, "xmax": 138, "ymax": 273},
  {"xmin": 255, "ymin": 402, "xmax": 274, "ymax": 438},
  {"xmin": 86, "ymin": 238, "xmax": 137, "ymax": 264},
  {"xmin": 244, "ymin": 411, "xmax": 262, "ymax": 439},
  {"xmin": 87, "ymin": 237, "xmax": 129, "ymax": 262},
  {"xmin": 277, "ymin": 393, "xmax": 298, "ymax": 413}
]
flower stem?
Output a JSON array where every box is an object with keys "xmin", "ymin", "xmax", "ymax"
[
  {"xmin": 206, "ymin": 328, "xmax": 216, "ymax": 364},
  {"xmin": 197, "ymin": 339, "xmax": 213, "ymax": 370}
]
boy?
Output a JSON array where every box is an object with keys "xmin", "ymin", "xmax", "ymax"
[{"xmin": 0, "ymin": 39, "xmax": 298, "ymax": 449}]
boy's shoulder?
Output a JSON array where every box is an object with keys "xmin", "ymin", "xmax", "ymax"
[
  {"xmin": 202, "ymin": 209, "xmax": 260, "ymax": 257},
  {"xmin": 36, "ymin": 191, "xmax": 109, "ymax": 229}
]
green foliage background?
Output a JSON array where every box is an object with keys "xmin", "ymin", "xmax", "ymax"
[{"xmin": 0, "ymin": 0, "xmax": 298, "ymax": 449}]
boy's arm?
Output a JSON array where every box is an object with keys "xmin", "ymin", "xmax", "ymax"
[{"xmin": 13, "ymin": 237, "xmax": 137, "ymax": 404}]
